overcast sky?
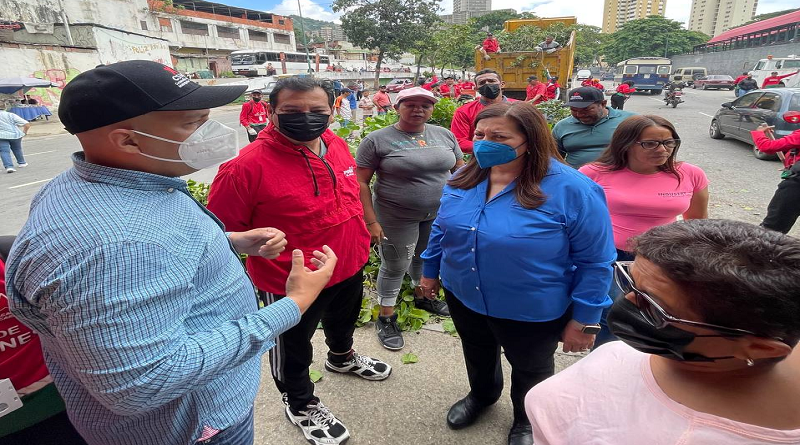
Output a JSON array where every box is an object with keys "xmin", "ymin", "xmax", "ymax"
[{"xmin": 226, "ymin": 0, "xmax": 797, "ymax": 28}]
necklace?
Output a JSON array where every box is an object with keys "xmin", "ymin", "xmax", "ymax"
[{"xmin": 394, "ymin": 124, "xmax": 427, "ymax": 146}]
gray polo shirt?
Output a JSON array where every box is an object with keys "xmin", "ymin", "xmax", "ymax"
[{"xmin": 356, "ymin": 124, "xmax": 463, "ymax": 212}]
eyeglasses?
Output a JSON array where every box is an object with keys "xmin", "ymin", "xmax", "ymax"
[
  {"xmin": 636, "ymin": 139, "xmax": 681, "ymax": 150},
  {"xmin": 613, "ymin": 261, "xmax": 765, "ymax": 338}
]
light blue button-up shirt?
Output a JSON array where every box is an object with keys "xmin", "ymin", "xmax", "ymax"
[
  {"xmin": 5, "ymin": 153, "xmax": 300, "ymax": 445},
  {"xmin": 422, "ymin": 158, "xmax": 615, "ymax": 324}
]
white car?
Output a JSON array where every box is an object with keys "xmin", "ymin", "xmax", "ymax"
[
  {"xmin": 576, "ymin": 69, "xmax": 592, "ymax": 82},
  {"xmin": 749, "ymin": 55, "xmax": 800, "ymax": 88}
]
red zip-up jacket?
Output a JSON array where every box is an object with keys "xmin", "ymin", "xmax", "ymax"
[
  {"xmin": 752, "ymin": 129, "xmax": 800, "ymax": 169},
  {"xmin": 207, "ymin": 125, "xmax": 370, "ymax": 294},
  {"xmin": 451, "ymin": 97, "xmax": 517, "ymax": 154}
]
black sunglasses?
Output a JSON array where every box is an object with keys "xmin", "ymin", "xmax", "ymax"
[{"xmin": 613, "ymin": 261, "xmax": 766, "ymax": 338}]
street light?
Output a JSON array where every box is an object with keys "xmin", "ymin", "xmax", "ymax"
[{"xmin": 297, "ymin": 0, "xmax": 314, "ymax": 73}]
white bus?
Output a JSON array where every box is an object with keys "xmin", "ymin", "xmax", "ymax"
[{"xmin": 231, "ymin": 50, "xmax": 332, "ymax": 76}]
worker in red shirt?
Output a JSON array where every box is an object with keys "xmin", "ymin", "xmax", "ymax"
[
  {"xmin": 239, "ymin": 89, "xmax": 269, "ymax": 142},
  {"xmin": 762, "ymin": 70, "xmax": 799, "ymax": 88},
  {"xmin": 439, "ymin": 76, "xmax": 457, "ymax": 98},
  {"xmin": 581, "ymin": 78, "xmax": 604, "ymax": 91},
  {"xmin": 611, "ymin": 80, "xmax": 636, "ymax": 110},
  {"xmin": 477, "ymin": 32, "xmax": 499, "ymax": 60},
  {"xmin": 751, "ymin": 124, "xmax": 800, "ymax": 233},
  {"xmin": 733, "ymin": 72, "xmax": 749, "ymax": 85},
  {"xmin": 526, "ymin": 75, "xmax": 547, "ymax": 104},
  {"xmin": 208, "ymin": 77, "xmax": 391, "ymax": 445},
  {"xmin": 545, "ymin": 76, "xmax": 561, "ymax": 100},
  {"xmin": 451, "ymin": 69, "xmax": 517, "ymax": 154},
  {"xmin": 421, "ymin": 75, "xmax": 439, "ymax": 91}
]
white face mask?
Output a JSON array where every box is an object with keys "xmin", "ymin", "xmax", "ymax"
[{"xmin": 133, "ymin": 119, "xmax": 239, "ymax": 170}]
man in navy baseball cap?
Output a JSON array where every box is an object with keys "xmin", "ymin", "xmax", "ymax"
[{"xmin": 6, "ymin": 59, "xmax": 337, "ymax": 444}]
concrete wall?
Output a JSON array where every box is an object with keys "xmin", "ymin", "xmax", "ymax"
[
  {"xmin": 93, "ymin": 27, "xmax": 171, "ymax": 66},
  {"xmin": 0, "ymin": 43, "xmax": 99, "ymax": 108},
  {"xmin": 0, "ymin": 0, "xmax": 149, "ymax": 30},
  {"xmin": 671, "ymin": 42, "xmax": 800, "ymax": 76}
]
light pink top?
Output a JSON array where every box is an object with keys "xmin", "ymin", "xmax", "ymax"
[
  {"xmin": 579, "ymin": 163, "xmax": 709, "ymax": 251},
  {"xmin": 526, "ymin": 342, "xmax": 800, "ymax": 445}
]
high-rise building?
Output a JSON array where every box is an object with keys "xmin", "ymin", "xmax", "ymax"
[
  {"xmin": 453, "ymin": 0, "xmax": 491, "ymax": 13},
  {"xmin": 688, "ymin": 0, "xmax": 758, "ymax": 37},
  {"xmin": 602, "ymin": 0, "xmax": 667, "ymax": 33}
]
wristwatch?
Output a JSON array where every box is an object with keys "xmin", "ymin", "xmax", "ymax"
[{"xmin": 576, "ymin": 322, "xmax": 602, "ymax": 335}]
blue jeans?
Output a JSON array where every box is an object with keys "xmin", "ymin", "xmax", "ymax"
[
  {"xmin": 593, "ymin": 249, "xmax": 635, "ymax": 348},
  {"xmin": 738, "ymin": 88, "xmax": 753, "ymax": 97},
  {"xmin": 0, "ymin": 138, "xmax": 25, "ymax": 168},
  {"xmin": 202, "ymin": 408, "xmax": 254, "ymax": 445}
]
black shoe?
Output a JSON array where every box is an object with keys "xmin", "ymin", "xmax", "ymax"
[
  {"xmin": 508, "ymin": 422, "xmax": 533, "ymax": 445},
  {"xmin": 414, "ymin": 297, "xmax": 450, "ymax": 317},
  {"xmin": 446, "ymin": 395, "xmax": 490, "ymax": 430},
  {"xmin": 376, "ymin": 314, "xmax": 404, "ymax": 350}
]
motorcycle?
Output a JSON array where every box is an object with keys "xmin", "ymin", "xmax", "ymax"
[{"xmin": 663, "ymin": 82, "xmax": 685, "ymax": 108}]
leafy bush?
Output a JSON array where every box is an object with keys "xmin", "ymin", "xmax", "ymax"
[
  {"xmin": 187, "ymin": 179, "xmax": 210, "ymax": 205},
  {"xmin": 430, "ymin": 97, "xmax": 457, "ymax": 129},
  {"xmin": 535, "ymin": 99, "xmax": 571, "ymax": 126},
  {"xmin": 497, "ymin": 22, "xmax": 572, "ymax": 53},
  {"xmin": 218, "ymin": 71, "xmax": 237, "ymax": 78}
]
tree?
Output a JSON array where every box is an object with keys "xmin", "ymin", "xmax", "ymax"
[
  {"xmin": 572, "ymin": 24, "xmax": 606, "ymax": 66},
  {"xmin": 470, "ymin": 10, "xmax": 523, "ymax": 33},
  {"xmin": 601, "ymin": 16, "xmax": 710, "ymax": 65},
  {"xmin": 333, "ymin": 0, "xmax": 441, "ymax": 88},
  {"xmin": 431, "ymin": 23, "xmax": 482, "ymax": 77}
]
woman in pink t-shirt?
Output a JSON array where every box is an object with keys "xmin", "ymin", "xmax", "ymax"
[{"xmin": 579, "ymin": 115, "xmax": 709, "ymax": 345}]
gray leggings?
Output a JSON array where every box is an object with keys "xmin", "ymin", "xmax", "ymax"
[{"xmin": 374, "ymin": 201, "xmax": 436, "ymax": 307}]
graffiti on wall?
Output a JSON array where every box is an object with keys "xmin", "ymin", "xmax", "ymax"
[{"xmin": 25, "ymin": 68, "xmax": 82, "ymax": 107}]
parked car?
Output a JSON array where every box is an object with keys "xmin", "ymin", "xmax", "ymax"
[
  {"xmin": 576, "ymin": 69, "xmax": 592, "ymax": 81},
  {"xmin": 709, "ymin": 88, "xmax": 800, "ymax": 160},
  {"xmin": 671, "ymin": 67, "xmax": 707, "ymax": 85},
  {"xmin": 385, "ymin": 78, "xmax": 413, "ymax": 92},
  {"xmin": 601, "ymin": 72, "xmax": 614, "ymax": 81},
  {"xmin": 693, "ymin": 75, "xmax": 736, "ymax": 90}
]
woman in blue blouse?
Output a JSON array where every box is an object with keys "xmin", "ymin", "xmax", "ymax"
[{"xmin": 420, "ymin": 102, "xmax": 615, "ymax": 445}]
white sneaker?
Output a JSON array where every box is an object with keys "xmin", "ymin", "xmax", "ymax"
[
  {"xmin": 17, "ymin": 163, "xmax": 28, "ymax": 168},
  {"xmin": 285, "ymin": 399, "xmax": 350, "ymax": 445},
  {"xmin": 6, "ymin": 167, "xmax": 15, "ymax": 173}
]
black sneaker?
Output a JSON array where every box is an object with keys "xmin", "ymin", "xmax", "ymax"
[
  {"xmin": 285, "ymin": 399, "xmax": 350, "ymax": 445},
  {"xmin": 325, "ymin": 351, "xmax": 392, "ymax": 380},
  {"xmin": 415, "ymin": 297, "xmax": 450, "ymax": 317},
  {"xmin": 374, "ymin": 314, "xmax": 404, "ymax": 350}
]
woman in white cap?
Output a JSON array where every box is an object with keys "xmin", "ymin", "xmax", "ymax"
[{"xmin": 355, "ymin": 87, "xmax": 465, "ymax": 350}]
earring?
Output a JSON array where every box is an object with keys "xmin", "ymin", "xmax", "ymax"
[{"xmin": 746, "ymin": 358, "xmax": 755, "ymax": 367}]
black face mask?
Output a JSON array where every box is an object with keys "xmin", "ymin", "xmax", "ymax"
[
  {"xmin": 276, "ymin": 113, "xmax": 331, "ymax": 142},
  {"xmin": 607, "ymin": 298, "xmax": 735, "ymax": 362},
  {"xmin": 478, "ymin": 83, "xmax": 501, "ymax": 99},
  {"xmin": 252, "ymin": 96, "xmax": 261, "ymax": 102}
]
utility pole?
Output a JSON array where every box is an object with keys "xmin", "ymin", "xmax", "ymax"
[
  {"xmin": 297, "ymin": 0, "xmax": 314, "ymax": 73},
  {"xmin": 664, "ymin": 36, "xmax": 669, "ymax": 58}
]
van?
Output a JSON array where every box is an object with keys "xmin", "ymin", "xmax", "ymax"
[
  {"xmin": 576, "ymin": 69, "xmax": 592, "ymax": 81},
  {"xmin": 749, "ymin": 55, "xmax": 800, "ymax": 88},
  {"xmin": 671, "ymin": 67, "xmax": 707, "ymax": 85}
]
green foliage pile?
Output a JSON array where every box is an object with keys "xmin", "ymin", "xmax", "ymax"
[
  {"xmin": 535, "ymin": 99, "xmax": 572, "ymax": 126},
  {"xmin": 496, "ymin": 22, "xmax": 572, "ymax": 53}
]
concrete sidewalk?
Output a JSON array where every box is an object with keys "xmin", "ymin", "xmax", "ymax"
[{"xmin": 253, "ymin": 322, "xmax": 583, "ymax": 445}]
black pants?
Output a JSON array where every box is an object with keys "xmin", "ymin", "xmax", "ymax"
[
  {"xmin": 610, "ymin": 94, "xmax": 625, "ymax": 110},
  {"xmin": 1, "ymin": 411, "xmax": 87, "ymax": 445},
  {"xmin": 259, "ymin": 268, "xmax": 363, "ymax": 412},
  {"xmin": 247, "ymin": 124, "xmax": 267, "ymax": 143},
  {"xmin": 445, "ymin": 289, "xmax": 569, "ymax": 424},
  {"xmin": 762, "ymin": 176, "xmax": 800, "ymax": 233}
]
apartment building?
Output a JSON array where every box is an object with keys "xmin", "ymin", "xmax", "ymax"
[
  {"xmin": 688, "ymin": 0, "xmax": 758, "ymax": 37},
  {"xmin": 602, "ymin": 0, "xmax": 667, "ymax": 33}
]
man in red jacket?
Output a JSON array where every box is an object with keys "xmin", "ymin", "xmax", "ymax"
[
  {"xmin": 208, "ymin": 77, "xmax": 390, "ymax": 445},
  {"xmin": 451, "ymin": 69, "xmax": 516, "ymax": 153},
  {"xmin": 762, "ymin": 70, "xmax": 799, "ymax": 89},
  {"xmin": 545, "ymin": 76, "xmax": 561, "ymax": 100},
  {"xmin": 752, "ymin": 125, "xmax": 800, "ymax": 233},
  {"xmin": 239, "ymin": 89, "xmax": 269, "ymax": 142}
]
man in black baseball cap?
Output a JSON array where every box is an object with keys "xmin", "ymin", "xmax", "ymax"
[
  {"xmin": 6, "ymin": 60, "xmax": 337, "ymax": 445},
  {"xmin": 551, "ymin": 86, "xmax": 635, "ymax": 168}
]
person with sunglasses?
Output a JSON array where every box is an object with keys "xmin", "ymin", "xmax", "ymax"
[
  {"xmin": 525, "ymin": 219, "xmax": 800, "ymax": 444},
  {"xmin": 579, "ymin": 115, "xmax": 709, "ymax": 346}
]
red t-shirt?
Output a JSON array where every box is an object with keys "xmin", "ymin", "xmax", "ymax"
[
  {"xmin": 451, "ymin": 98, "xmax": 518, "ymax": 154},
  {"xmin": 545, "ymin": 82, "xmax": 560, "ymax": 100},
  {"xmin": 0, "ymin": 259, "xmax": 49, "ymax": 394},
  {"xmin": 483, "ymin": 38, "xmax": 499, "ymax": 53},
  {"xmin": 526, "ymin": 83, "xmax": 547, "ymax": 103},
  {"xmin": 239, "ymin": 100, "xmax": 269, "ymax": 127}
]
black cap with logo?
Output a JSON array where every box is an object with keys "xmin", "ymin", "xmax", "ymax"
[
  {"xmin": 59, "ymin": 60, "xmax": 247, "ymax": 134},
  {"xmin": 564, "ymin": 87, "xmax": 605, "ymax": 109}
]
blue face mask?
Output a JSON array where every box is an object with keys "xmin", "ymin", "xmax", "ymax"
[{"xmin": 473, "ymin": 140, "xmax": 524, "ymax": 168}]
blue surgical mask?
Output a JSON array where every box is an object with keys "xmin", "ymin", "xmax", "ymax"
[{"xmin": 473, "ymin": 140, "xmax": 525, "ymax": 168}]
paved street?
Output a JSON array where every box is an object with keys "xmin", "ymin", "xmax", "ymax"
[{"xmin": 1, "ymin": 85, "xmax": 797, "ymax": 444}]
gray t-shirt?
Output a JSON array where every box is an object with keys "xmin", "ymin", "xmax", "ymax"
[{"xmin": 356, "ymin": 124, "xmax": 463, "ymax": 212}]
